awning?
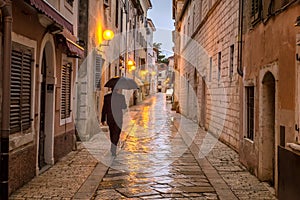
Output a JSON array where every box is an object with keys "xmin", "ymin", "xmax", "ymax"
[
  {"xmin": 28, "ymin": 0, "xmax": 73, "ymax": 34},
  {"xmin": 56, "ymin": 32, "xmax": 84, "ymax": 58},
  {"xmin": 66, "ymin": 38, "xmax": 84, "ymax": 58}
]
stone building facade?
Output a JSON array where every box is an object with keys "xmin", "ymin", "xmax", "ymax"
[
  {"xmin": 75, "ymin": 0, "xmax": 153, "ymax": 139},
  {"xmin": 173, "ymin": 0, "xmax": 300, "ymax": 197},
  {"xmin": 173, "ymin": 0, "xmax": 240, "ymax": 150},
  {"xmin": 0, "ymin": 0, "xmax": 84, "ymax": 195},
  {"xmin": 239, "ymin": 0, "xmax": 300, "ymax": 196}
]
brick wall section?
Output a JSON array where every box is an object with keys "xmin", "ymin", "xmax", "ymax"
[
  {"xmin": 54, "ymin": 129, "xmax": 75, "ymax": 163},
  {"xmin": 177, "ymin": 0, "xmax": 240, "ymax": 150},
  {"xmin": 9, "ymin": 144, "xmax": 36, "ymax": 195}
]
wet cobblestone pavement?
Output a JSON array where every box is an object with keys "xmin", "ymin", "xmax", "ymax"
[{"xmin": 10, "ymin": 93, "xmax": 277, "ymax": 199}]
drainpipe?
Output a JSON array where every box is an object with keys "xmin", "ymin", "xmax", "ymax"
[
  {"xmin": 0, "ymin": 0, "xmax": 12, "ymax": 199},
  {"xmin": 237, "ymin": 0, "xmax": 244, "ymax": 76}
]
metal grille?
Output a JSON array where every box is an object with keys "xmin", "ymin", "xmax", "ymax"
[
  {"xmin": 61, "ymin": 63, "xmax": 72, "ymax": 119},
  {"xmin": 246, "ymin": 86, "xmax": 254, "ymax": 140},
  {"xmin": 10, "ymin": 43, "xmax": 33, "ymax": 133}
]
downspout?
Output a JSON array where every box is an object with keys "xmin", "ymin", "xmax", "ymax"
[
  {"xmin": 0, "ymin": 0, "xmax": 12, "ymax": 199},
  {"xmin": 237, "ymin": 0, "xmax": 244, "ymax": 76}
]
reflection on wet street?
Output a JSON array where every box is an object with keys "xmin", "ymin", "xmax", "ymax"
[{"xmin": 93, "ymin": 93, "xmax": 217, "ymax": 199}]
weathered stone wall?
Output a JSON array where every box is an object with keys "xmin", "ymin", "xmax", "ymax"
[
  {"xmin": 9, "ymin": 144, "xmax": 36, "ymax": 195},
  {"xmin": 177, "ymin": 0, "xmax": 240, "ymax": 150}
]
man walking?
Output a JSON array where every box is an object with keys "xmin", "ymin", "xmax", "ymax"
[{"xmin": 101, "ymin": 88, "xmax": 127, "ymax": 156}]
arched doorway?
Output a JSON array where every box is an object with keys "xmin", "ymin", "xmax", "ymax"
[
  {"xmin": 38, "ymin": 39, "xmax": 56, "ymax": 170},
  {"xmin": 259, "ymin": 71, "xmax": 276, "ymax": 185}
]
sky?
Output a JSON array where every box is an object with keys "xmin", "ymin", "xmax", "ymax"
[{"xmin": 148, "ymin": 0, "xmax": 175, "ymax": 57}]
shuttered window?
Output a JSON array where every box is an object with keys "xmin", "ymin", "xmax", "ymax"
[
  {"xmin": 10, "ymin": 43, "xmax": 33, "ymax": 133},
  {"xmin": 94, "ymin": 53, "xmax": 102, "ymax": 91},
  {"xmin": 246, "ymin": 86, "xmax": 255, "ymax": 140},
  {"xmin": 61, "ymin": 63, "xmax": 72, "ymax": 119}
]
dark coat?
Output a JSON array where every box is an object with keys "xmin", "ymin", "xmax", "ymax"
[{"xmin": 101, "ymin": 92, "xmax": 127, "ymax": 129}]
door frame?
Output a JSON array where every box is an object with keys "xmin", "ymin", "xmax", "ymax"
[
  {"xmin": 36, "ymin": 34, "xmax": 56, "ymax": 173},
  {"xmin": 258, "ymin": 64, "xmax": 279, "ymax": 190}
]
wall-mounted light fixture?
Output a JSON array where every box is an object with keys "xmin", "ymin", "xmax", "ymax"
[{"xmin": 99, "ymin": 29, "xmax": 115, "ymax": 47}]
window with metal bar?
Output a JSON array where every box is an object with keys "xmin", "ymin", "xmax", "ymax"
[
  {"xmin": 10, "ymin": 43, "xmax": 33, "ymax": 133},
  {"xmin": 251, "ymin": 0, "xmax": 261, "ymax": 23},
  {"xmin": 246, "ymin": 86, "xmax": 255, "ymax": 140},
  {"xmin": 61, "ymin": 63, "xmax": 72, "ymax": 119}
]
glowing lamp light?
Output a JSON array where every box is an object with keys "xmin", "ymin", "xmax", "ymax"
[
  {"xmin": 127, "ymin": 60, "xmax": 135, "ymax": 66},
  {"xmin": 129, "ymin": 65, "xmax": 136, "ymax": 71},
  {"xmin": 127, "ymin": 60, "xmax": 136, "ymax": 71},
  {"xmin": 103, "ymin": 29, "xmax": 114, "ymax": 41}
]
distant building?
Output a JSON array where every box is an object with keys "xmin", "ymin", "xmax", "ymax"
[
  {"xmin": 157, "ymin": 63, "xmax": 168, "ymax": 92},
  {"xmin": 146, "ymin": 19, "xmax": 157, "ymax": 95}
]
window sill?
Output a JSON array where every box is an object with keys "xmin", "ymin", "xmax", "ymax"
[{"xmin": 243, "ymin": 137, "xmax": 254, "ymax": 144}]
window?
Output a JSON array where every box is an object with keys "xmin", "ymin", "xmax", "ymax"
[
  {"xmin": 94, "ymin": 53, "xmax": 102, "ymax": 91},
  {"xmin": 218, "ymin": 52, "xmax": 221, "ymax": 82},
  {"xmin": 281, "ymin": 0, "xmax": 290, "ymax": 7},
  {"xmin": 229, "ymin": 45, "xmax": 234, "ymax": 79},
  {"xmin": 115, "ymin": 0, "xmax": 119, "ymax": 27},
  {"xmin": 209, "ymin": 57, "xmax": 212, "ymax": 81},
  {"xmin": 66, "ymin": 0, "xmax": 73, "ymax": 7},
  {"xmin": 61, "ymin": 62, "xmax": 72, "ymax": 119},
  {"xmin": 104, "ymin": 0, "xmax": 109, "ymax": 7},
  {"xmin": 246, "ymin": 86, "xmax": 255, "ymax": 140},
  {"xmin": 188, "ymin": 16, "xmax": 190, "ymax": 36},
  {"xmin": 192, "ymin": 6, "xmax": 195, "ymax": 33},
  {"xmin": 251, "ymin": 0, "xmax": 261, "ymax": 23},
  {"xmin": 10, "ymin": 43, "xmax": 33, "ymax": 133},
  {"xmin": 115, "ymin": 65, "xmax": 118, "ymax": 77}
]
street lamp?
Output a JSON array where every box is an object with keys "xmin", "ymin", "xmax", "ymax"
[
  {"xmin": 103, "ymin": 29, "xmax": 114, "ymax": 41},
  {"xmin": 99, "ymin": 29, "xmax": 115, "ymax": 47},
  {"xmin": 127, "ymin": 60, "xmax": 136, "ymax": 71}
]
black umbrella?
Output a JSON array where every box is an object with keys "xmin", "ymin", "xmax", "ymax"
[{"xmin": 104, "ymin": 76, "xmax": 139, "ymax": 90}]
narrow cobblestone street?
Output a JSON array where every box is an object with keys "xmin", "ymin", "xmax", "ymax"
[{"xmin": 10, "ymin": 94, "xmax": 277, "ymax": 200}]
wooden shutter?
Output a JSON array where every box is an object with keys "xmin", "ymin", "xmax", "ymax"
[
  {"xmin": 94, "ymin": 53, "xmax": 102, "ymax": 91},
  {"xmin": 61, "ymin": 63, "xmax": 72, "ymax": 119},
  {"xmin": 10, "ymin": 43, "xmax": 32, "ymax": 133}
]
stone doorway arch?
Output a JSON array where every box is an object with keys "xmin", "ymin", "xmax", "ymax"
[
  {"xmin": 37, "ymin": 35, "xmax": 56, "ymax": 171},
  {"xmin": 259, "ymin": 71, "xmax": 276, "ymax": 186}
]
